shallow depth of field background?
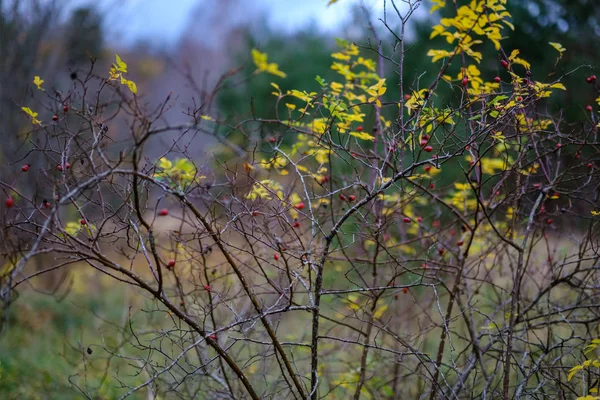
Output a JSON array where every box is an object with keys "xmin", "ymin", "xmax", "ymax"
[{"xmin": 1, "ymin": 0, "xmax": 599, "ymax": 398}]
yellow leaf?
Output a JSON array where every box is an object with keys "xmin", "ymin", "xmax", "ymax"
[
  {"xmin": 21, "ymin": 106, "xmax": 42, "ymax": 125},
  {"xmin": 157, "ymin": 157, "xmax": 173, "ymax": 170},
  {"xmin": 350, "ymin": 131, "xmax": 375, "ymax": 141},
  {"xmin": 548, "ymin": 82, "xmax": 566, "ymax": 90},
  {"xmin": 252, "ymin": 49, "xmax": 286, "ymax": 78},
  {"xmin": 549, "ymin": 42, "xmax": 566, "ymax": 54},
  {"xmin": 121, "ymin": 78, "xmax": 137, "ymax": 94},
  {"xmin": 430, "ymin": 0, "xmax": 446, "ymax": 13},
  {"xmin": 33, "ymin": 76, "xmax": 44, "ymax": 90},
  {"xmin": 568, "ymin": 365, "xmax": 583, "ymax": 381},
  {"xmin": 115, "ymin": 54, "xmax": 128, "ymax": 73},
  {"xmin": 373, "ymin": 304, "xmax": 388, "ymax": 320},
  {"xmin": 64, "ymin": 221, "xmax": 82, "ymax": 235},
  {"xmin": 508, "ymin": 49, "xmax": 520, "ymax": 62}
]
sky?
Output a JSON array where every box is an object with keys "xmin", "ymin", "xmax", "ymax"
[{"xmin": 70, "ymin": 0, "xmax": 391, "ymax": 48}]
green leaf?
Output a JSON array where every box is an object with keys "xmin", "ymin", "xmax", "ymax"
[{"xmin": 489, "ymin": 95, "xmax": 508, "ymax": 106}]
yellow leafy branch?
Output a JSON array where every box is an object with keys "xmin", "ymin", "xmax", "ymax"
[
  {"xmin": 251, "ymin": 49, "xmax": 287, "ymax": 78},
  {"xmin": 109, "ymin": 54, "xmax": 138, "ymax": 94},
  {"xmin": 21, "ymin": 106, "xmax": 42, "ymax": 125}
]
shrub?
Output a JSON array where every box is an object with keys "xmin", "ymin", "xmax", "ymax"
[{"xmin": 1, "ymin": 0, "xmax": 600, "ymax": 398}]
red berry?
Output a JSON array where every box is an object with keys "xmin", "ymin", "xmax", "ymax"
[
  {"xmin": 294, "ymin": 202, "xmax": 305, "ymax": 210},
  {"xmin": 356, "ymin": 126, "xmax": 363, "ymax": 132},
  {"xmin": 269, "ymin": 137, "xmax": 276, "ymax": 143},
  {"xmin": 516, "ymin": 96, "xmax": 523, "ymax": 102},
  {"xmin": 586, "ymin": 105, "xmax": 593, "ymax": 112},
  {"xmin": 403, "ymin": 217, "xmax": 411, "ymax": 223},
  {"xmin": 500, "ymin": 60, "xmax": 508, "ymax": 68},
  {"xmin": 575, "ymin": 152, "xmax": 581, "ymax": 159},
  {"xmin": 43, "ymin": 200, "xmax": 50, "ymax": 209},
  {"xmin": 547, "ymin": 219, "xmax": 553, "ymax": 225},
  {"xmin": 429, "ymin": 183, "xmax": 435, "ymax": 189},
  {"xmin": 588, "ymin": 163, "xmax": 594, "ymax": 169},
  {"xmin": 349, "ymin": 195, "xmax": 355, "ymax": 202},
  {"xmin": 293, "ymin": 221, "xmax": 300, "ymax": 228},
  {"xmin": 274, "ymin": 253, "xmax": 279, "ymax": 261},
  {"xmin": 339, "ymin": 194, "xmax": 347, "ymax": 201},
  {"xmin": 420, "ymin": 139, "xmax": 429, "ymax": 147},
  {"xmin": 180, "ymin": 301, "xmax": 185, "ymax": 306},
  {"xmin": 495, "ymin": 191, "xmax": 500, "ymax": 196},
  {"xmin": 394, "ymin": 294, "xmax": 399, "ymax": 300},
  {"xmin": 57, "ymin": 165, "xmax": 63, "ymax": 171},
  {"xmin": 555, "ymin": 143, "xmax": 561, "ymax": 149},
  {"xmin": 422, "ymin": 134, "xmax": 430, "ymax": 140},
  {"xmin": 521, "ymin": 78, "xmax": 528, "ymax": 85},
  {"xmin": 461, "ymin": 76, "xmax": 469, "ymax": 86},
  {"xmin": 586, "ymin": 75, "xmax": 596, "ymax": 84},
  {"xmin": 417, "ymin": 216, "xmax": 423, "ymax": 222},
  {"xmin": 404, "ymin": 94, "xmax": 411, "ymax": 100},
  {"xmin": 52, "ymin": 115, "xmax": 58, "ymax": 121},
  {"xmin": 209, "ymin": 334, "xmax": 216, "ymax": 340},
  {"xmin": 80, "ymin": 219, "xmax": 86, "ymax": 225},
  {"xmin": 425, "ymin": 165, "xmax": 432, "ymax": 172},
  {"xmin": 203, "ymin": 284, "xmax": 211, "ymax": 291},
  {"xmin": 159, "ymin": 208, "xmax": 169, "ymax": 216},
  {"xmin": 533, "ymin": 183, "xmax": 541, "ymax": 189},
  {"xmin": 457, "ymin": 240, "xmax": 464, "ymax": 246},
  {"xmin": 494, "ymin": 76, "xmax": 501, "ymax": 83},
  {"xmin": 252, "ymin": 211, "xmax": 259, "ymax": 217},
  {"xmin": 439, "ymin": 248, "xmax": 445, "ymax": 255},
  {"xmin": 168, "ymin": 259, "xmax": 176, "ymax": 268},
  {"xmin": 424, "ymin": 145, "xmax": 433, "ymax": 152},
  {"xmin": 63, "ymin": 106, "xmax": 68, "ymax": 113},
  {"xmin": 21, "ymin": 164, "xmax": 29, "ymax": 172},
  {"xmin": 5, "ymin": 198, "xmax": 14, "ymax": 208},
  {"xmin": 403, "ymin": 287, "xmax": 408, "ymax": 294}
]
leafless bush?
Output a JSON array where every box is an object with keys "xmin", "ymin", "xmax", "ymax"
[{"xmin": 2, "ymin": 0, "xmax": 600, "ymax": 399}]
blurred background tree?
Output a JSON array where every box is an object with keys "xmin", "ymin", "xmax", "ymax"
[{"xmin": 65, "ymin": 7, "xmax": 104, "ymax": 68}]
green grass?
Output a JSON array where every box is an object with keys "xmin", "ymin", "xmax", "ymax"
[{"xmin": 0, "ymin": 280, "xmax": 150, "ymax": 399}]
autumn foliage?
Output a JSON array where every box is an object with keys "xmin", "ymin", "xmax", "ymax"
[{"xmin": 2, "ymin": 0, "xmax": 600, "ymax": 399}]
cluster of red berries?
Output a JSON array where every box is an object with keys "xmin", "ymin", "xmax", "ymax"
[
  {"xmin": 339, "ymin": 194, "xmax": 356, "ymax": 202},
  {"xmin": 57, "ymin": 162, "xmax": 71, "ymax": 171},
  {"xmin": 419, "ymin": 134, "xmax": 433, "ymax": 152}
]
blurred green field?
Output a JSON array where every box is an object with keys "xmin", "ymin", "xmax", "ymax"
[{"xmin": 0, "ymin": 271, "xmax": 155, "ymax": 399}]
